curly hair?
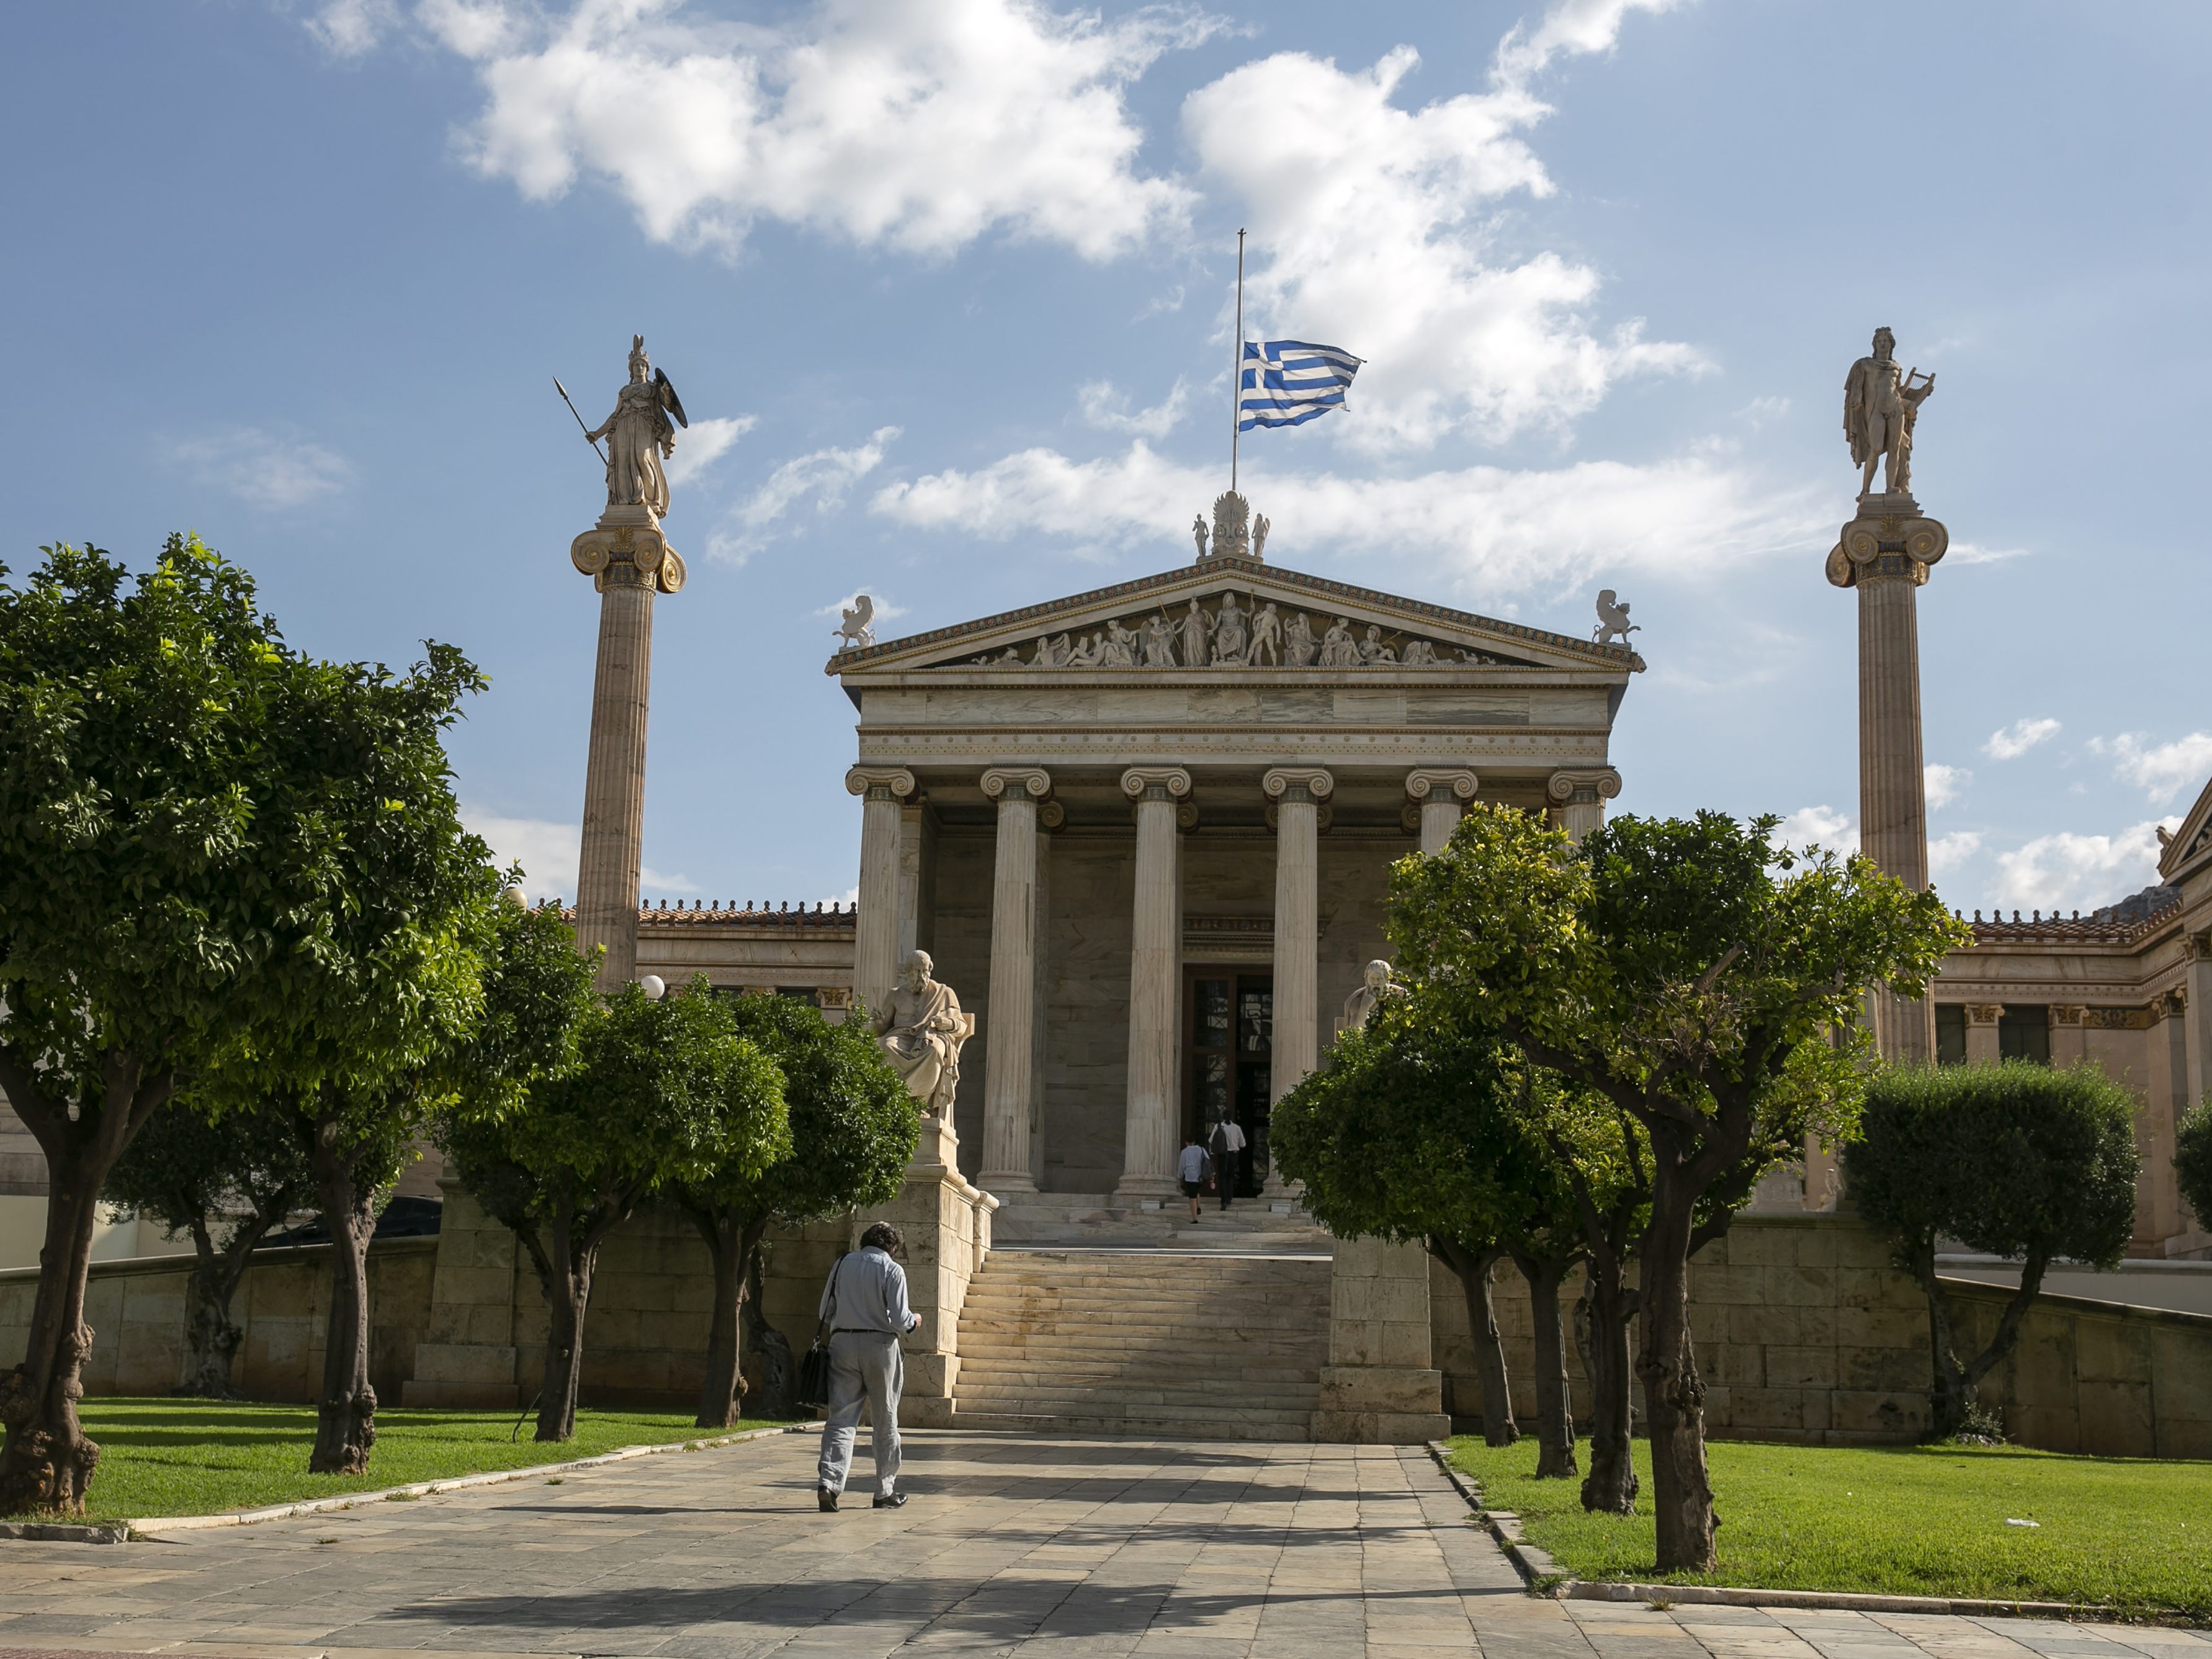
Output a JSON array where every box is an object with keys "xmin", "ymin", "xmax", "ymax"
[{"xmin": 859, "ymin": 1222, "xmax": 904, "ymax": 1255}]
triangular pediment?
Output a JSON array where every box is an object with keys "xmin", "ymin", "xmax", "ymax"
[
  {"xmin": 2159, "ymin": 772, "xmax": 2212, "ymax": 885},
  {"xmin": 827, "ymin": 557, "xmax": 1639, "ymax": 677}
]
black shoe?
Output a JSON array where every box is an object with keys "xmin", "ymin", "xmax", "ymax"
[
  {"xmin": 874, "ymin": 1491, "xmax": 908, "ymax": 1509},
  {"xmin": 817, "ymin": 1487, "xmax": 839, "ymax": 1513}
]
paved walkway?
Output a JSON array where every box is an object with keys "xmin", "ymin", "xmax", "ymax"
[{"xmin": 1, "ymin": 1431, "xmax": 2208, "ymax": 1659}]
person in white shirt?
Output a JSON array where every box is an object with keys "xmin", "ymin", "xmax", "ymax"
[
  {"xmin": 1177, "ymin": 1136, "xmax": 1212, "ymax": 1222},
  {"xmin": 1208, "ymin": 1112, "xmax": 1249, "ymax": 1211},
  {"xmin": 815, "ymin": 1222, "xmax": 921, "ymax": 1512}
]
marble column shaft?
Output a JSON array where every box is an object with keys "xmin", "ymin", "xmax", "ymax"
[
  {"xmin": 1545, "ymin": 768, "xmax": 1621, "ymax": 846},
  {"xmin": 1407, "ymin": 769, "xmax": 1479, "ymax": 857},
  {"xmin": 847, "ymin": 767, "xmax": 916, "ymax": 1018},
  {"xmin": 980, "ymin": 767, "xmax": 1053, "ymax": 1193},
  {"xmin": 2187, "ymin": 941, "xmax": 2212, "ymax": 1109},
  {"xmin": 1964, "ymin": 1003, "xmax": 2004, "ymax": 1066},
  {"xmin": 1858, "ymin": 563, "xmax": 1934, "ymax": 1063},
  {"xmin": 575, "ymin": 565, "xmax": 655, "ymax": 992},
  {"xmin": 1117, "ymin": 767, "xmax": 1191, "ymax": 1200},
  {"xmin": 1266, "ymin": 769, "xmax": 1334, "ymax": 1111}
]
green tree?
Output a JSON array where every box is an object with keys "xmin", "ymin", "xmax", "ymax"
[
  {"xmin": 1391, "ymin": 805, "xmax": 1961, "ymax": 1571},
  {"xmin": 673, "ymin": 994, "xmax": 917, "ymax": 1428},
  {"xmin": 0, "ymin": 536, "xmax": 478, "ymax": 1514},
  {"xmin": 1846, "ymin": 1060, "xmax": 2139, "ymax": 1438},
  {"xmin": 1273, "ymin": 1013, "xmax": 1593, "ymax": 1479},
  {"xmin": 101, "ymin": 1100, "xmax": 315, "ymax": 1398},
  {"xmin": 444, "ymin": 978, "xmax": 788, "ymax": 1442},
  {"xmin": 2174, "ymin": 1096, "xmax": 2212, "ymax": 1233}
]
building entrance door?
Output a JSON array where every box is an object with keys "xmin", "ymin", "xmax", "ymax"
[{"xmin": 1186, "ymin": 970, "xmax": 1273, "ymax": 1197}]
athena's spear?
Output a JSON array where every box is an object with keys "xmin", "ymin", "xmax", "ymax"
[{"xmin": 553, "ymin": 377, "xmax": 608, "ymax": 464}]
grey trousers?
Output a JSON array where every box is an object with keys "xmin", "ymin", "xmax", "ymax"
[{"xmin": 816, "ymin": 1330, "xmax": 904, "ymax": 1496}]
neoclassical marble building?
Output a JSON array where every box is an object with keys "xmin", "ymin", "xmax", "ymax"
[{"xmin": 647, "ymin": 550, "xmax": 1637, "ymax": 1212}]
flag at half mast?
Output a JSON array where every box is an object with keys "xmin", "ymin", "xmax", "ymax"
[{"xmin": 1238, "ymin": 339, "xmax": 1363, "ymax": 431}]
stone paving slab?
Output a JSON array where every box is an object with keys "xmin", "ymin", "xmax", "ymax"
[{"xmin": 1, "ymin": 1431, "xmax": 2202, "ymax": 1658}]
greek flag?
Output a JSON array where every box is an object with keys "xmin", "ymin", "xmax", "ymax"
[{"xmin": 1238, "ymin": 339, "xmax": 1363, "ymax": 431}]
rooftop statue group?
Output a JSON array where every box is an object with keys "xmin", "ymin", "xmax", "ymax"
[{"xmin": 964, "ymin": 592, "xmax": 1487, "ymax": 672}]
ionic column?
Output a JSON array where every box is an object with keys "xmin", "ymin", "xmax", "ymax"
[
  {"xmin": 2186, "ymin": 938, "xmax": 2212, "ymax": 1108},
  {"xmin": 570, "ymin": 508, "xmax": 684, "ymax": 993},
  {"xmin": 1964, "ymin": 1003, "xmax": 2004, "ymax": 1066},
  {"xmin": 2050, "ymin": 1004, "xmax": 2089, "ymax": 1069},
  {"xmin": 846, "ymin": 767, "xmax": 917, "ymax": 1018},
  {"xmin": 1116, "ymin": 767, "xmax": 1191, "ymax": 1201},
  {"xmin": 1546, "ymin": 768, "xmax": 1621, "ymax": 845},
  {"xmin": 980, "ymin": 767, "xmax": 1055, "ymax": 1194},
  {"xmin": 1265, "ymin": 769, "xmax": 1334, "ymax": 1180},
  {"xmin": 1406, "ymin": 769, "xmax": 1478, "ymax": 857}
]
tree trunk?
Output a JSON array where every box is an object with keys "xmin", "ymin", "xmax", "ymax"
[
  {"xmin": 1512, "ymin": 1251, "xmax": 1577, "ymax": 1479},
  {"xmin": 1637, "ymin": 1173, "xmax": 1717, "ymax": 1573},
  {"xmin": 741, "ymin": 1247, "xmax": 795, "ymax": 1420},
  {"xmin": 1578, "ymin": 1255, "xmax": 1639, "ymax": 1515},
  {"xmin": 308, "ymin": 1124, "xmax": 378, "ymax": 1475},
  {"xmin": 1431, "ymin": 1235, "xmax": 1516, "ymax": 1445},
  {"xmin": 536, "ymin": 1247, "xmax": 591, "ymax": 1444},
  {"xmin": 181, "ymin": 1220, "xmax": 245, "ymax": 1400},
  {"xmin": 0, "ymin": 1054, "xmax": 172, "ymax": 1516},
  {"xmin": 689, "ymin": 1209, "xmax": 767, "ymax": 1429},
  {"xmin": 1909, "ymin": 1235, "xmax": 2044, "ymax": 1439}
]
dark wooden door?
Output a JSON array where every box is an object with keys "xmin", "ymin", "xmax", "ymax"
[{"xmin": 1186, "ymin": 970, "xmax": 1273, "ymax": 1197}]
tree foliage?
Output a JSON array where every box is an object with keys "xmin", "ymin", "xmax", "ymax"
[
  {"xmin": 1387, "ymin": 803, "xmax": 1963, "ymax": 1571},
  {"xmin": 1847, "ymin": 1060, "xmax": 2140, "ymax": 1438},
  {"xmin": 673, "ymin": 993, "xmax": 918, "ymax": 1426},
  {"xmin": 2174, "ymin": 1096, "xmax": 2212, "ymax": 1233}
]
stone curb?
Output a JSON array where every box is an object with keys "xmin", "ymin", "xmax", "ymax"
[
  {"xmin": 1422, "ymin": 1441, "xmax": 2172, "ymax": 1625},
  {"xmin": 4, "ymin": 1422, "xmax": 812, "ymax": 1547}
]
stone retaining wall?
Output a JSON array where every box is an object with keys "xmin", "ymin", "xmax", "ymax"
[
  {"xmin": 0, "ymin": 1236, "xmax": 437, "ymax": 1402},
  {"xmin": 1431, "ymin": 1211, "xmax": 2212, "ymax": 1454}
]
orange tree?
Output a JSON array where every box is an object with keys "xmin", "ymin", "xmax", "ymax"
[{"xmin": 1389, "ymin": 804, "xmax": 1961, "ymax": 1572}]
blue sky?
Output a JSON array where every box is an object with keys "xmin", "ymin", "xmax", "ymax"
[{"xmin": 6, "ymin": 0, "xmax": 2207, "ymax": 915}]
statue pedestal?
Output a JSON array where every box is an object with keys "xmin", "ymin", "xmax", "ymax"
[
  {"xmin": 856, "ymin": 1114, "xmax": 996, "ymax": 1429},
  {"xmin": 1827, "ymin": 495, "xmax": 1950, "ymax": 1065}
]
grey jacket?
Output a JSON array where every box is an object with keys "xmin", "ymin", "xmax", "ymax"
[{"xmin": 819, "ymin": 1246, "xmax": 920, "ymax": 1335}]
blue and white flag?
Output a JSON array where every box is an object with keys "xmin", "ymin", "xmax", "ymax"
[{"xmin": 1238, "ymin": 339, "xmax": 1363, "ymax": 431}]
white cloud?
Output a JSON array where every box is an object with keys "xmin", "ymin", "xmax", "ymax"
[
  {"xmin": 163, "ymin": 427, "xmax": 354, "ymax": 509},
  {"xmin": 1078, "ymin": 377, "xmax": 1189, "ymax": 437},
  {"xmin": 1992, "ymin": 818, "xmax": 2180, "ymax": 913},
  {"xmin": 713, "ymin": 426, "xmax": 899, "ymax": 563},
  {"xmin": 416, "ymin": 0, "xmax": 1218, "ymax": 259},
  {"xmin": 1736, "ymin": 396, "xmax": 1790, "ymax": 429},
  {"xmin": 823, "ymin": 885, "xmax": 860, "ymax": 909},
  {"xmin": 306, "ymin": 0, "xmax": 399, "ymax": 55},
  {"xmin": 1984, "ymin": 717, "xmax": 2060, "ymax": 761},
  {"xmin": 1923, "ymin": 762, "xmax": 1971, "ymax": 811},
  {"xmin": 2091, "ymin": 731, "xmax": 2212, "ymax": 805},
  {"xmin": 1184, "ymin": 16, "xmax": 1701, "ymax": 454},
  {"xmin": 1947, "ymin": 542, "xmax": 2028, "ymax": 566},
  {"xmin": 663, "ymin": 414, "xmax": 757, "ymax": 486},
  {"xmin": 1775, "ymin": 805, "xmax": 1856, "ymax": 856},
  {"xmin": 872, "ymin": 439, "xmax": 1816, "ymax": 602},
  {"xmin": 1928, "ymin": 831, "xmax": 1982, "ymax": 875},
  {"xmin": 465, "ymin": 807, "xmax": 696, "ymax": 901}
]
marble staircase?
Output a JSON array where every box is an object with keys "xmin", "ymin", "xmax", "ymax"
[
  {"xmin": 951, "ymin": 1247, "xmax": 1333, "ymax": 1440},
  {"xmin": 987, "ymin": 1190, "xmax": 1333, "ymax": 1254}
]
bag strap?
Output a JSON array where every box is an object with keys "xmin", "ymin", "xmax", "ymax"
[{"xmin": 817, "ymin": 1250, "xmax": 849, "ymax": 1342}]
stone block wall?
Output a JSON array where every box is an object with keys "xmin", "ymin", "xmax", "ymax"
[
  {"xmin": 0, "ymin": 1236, "xmax": 437, "ymax": 1402},
  {"xmin": 1430, "ymin": 1212, "xmax": 2212, "ymax": 1452},
  {"xmin": 1039, "ymin": 837, "xmax": 1135, "ymax": 1192}
]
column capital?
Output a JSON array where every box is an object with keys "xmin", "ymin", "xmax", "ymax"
[
  {"xmin": 1966, "ymin": 1003, "xmax": 2005, "ymax": 1026},
  {"xmin": 1405, "ymin": 768, "xmax": 1478, "ymax": 803},
  {"xmin": 1263, "ymin": 767, "xmax": 1335, "ymax": 804},
  {"xmin": 1546, "ymin": 767, "xmax": 1621, "ymax": 807},
  {"xmin": 846, "ymin": 766, "xmax": 918, "ymax": 802},
  {"xmin": 981, "ymin": 766, "xmax": 1054, "ymax": 803},
  {"xmin": 2051, "ymin": 1005, "xmax": 2086, "ymax": 1027},
  {"xmin": 1121, "ymin": 766, "xmax": 1193, "ymax": 802}
]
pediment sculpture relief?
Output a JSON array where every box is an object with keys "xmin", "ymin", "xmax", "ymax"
[{"xmin": 960, "ymin": 590, "xmax": 1528, "ymax": 671}]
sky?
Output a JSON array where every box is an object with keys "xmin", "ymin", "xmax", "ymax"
[{"xmin": 4, "ymin": 0, "xmax": 2207, "ymax": 917}]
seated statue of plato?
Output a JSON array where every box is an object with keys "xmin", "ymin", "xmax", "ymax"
[{"xmin": 874, "ymin": 949, "xmax": 972, "ymax": 1117}]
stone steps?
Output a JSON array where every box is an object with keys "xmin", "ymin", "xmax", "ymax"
[{"xmin": 951, "ymin": 1247, "xmax": 1331, "ymax": 1441}]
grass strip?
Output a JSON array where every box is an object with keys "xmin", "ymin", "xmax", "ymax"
[
  {"xmin": 1448, "ymin": 1434, "xmax": 2212, "ymax": 1619},
  {"xmin": 5, "ymin": 1398, "xmax": 781, "ymax": 1524}
]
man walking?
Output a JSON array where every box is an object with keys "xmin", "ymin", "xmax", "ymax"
[
  {"xmin": 816, "ymin": 1221, "xmax": 921, "ymax": 1512},
  {"xmin": 1178, "ymin": 1135, "xmax": 1212, "ymax": 1223},
  {"xmin": 1209, "ymin": 1111, "xmax": 1248, "ymax": 1210}
]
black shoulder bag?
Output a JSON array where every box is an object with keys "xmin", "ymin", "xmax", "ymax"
[{"xmin": 796, "ymin": 1251, "xmax": 846, "ymax": 1411}]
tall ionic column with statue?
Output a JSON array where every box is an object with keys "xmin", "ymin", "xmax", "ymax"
[
  {"xmin": 1827, "ymin": 326, "xmax": 1950, "ymax": 1063},
  {"xmin": 565, "ymin": 335, "xmax": 689, "ymax": 991}
]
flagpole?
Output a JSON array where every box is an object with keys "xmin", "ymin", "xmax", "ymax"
[{"xmin": 1230, "ymin": 228, "xmax": 1245, "ymax": 496}]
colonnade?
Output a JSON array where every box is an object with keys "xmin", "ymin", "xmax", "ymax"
[{"xmin": 844, "ymin": 762, "xmax": 1619, "ymax": 1201}]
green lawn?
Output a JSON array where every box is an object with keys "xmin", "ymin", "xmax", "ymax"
[
  {"xmin": 6, "ymin": 1399, "xmax": 780, "ymax": 1525},
  {"xmin": 1449, "ymin": 1435, "xmax": 2212, "ymax": 1617}
]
